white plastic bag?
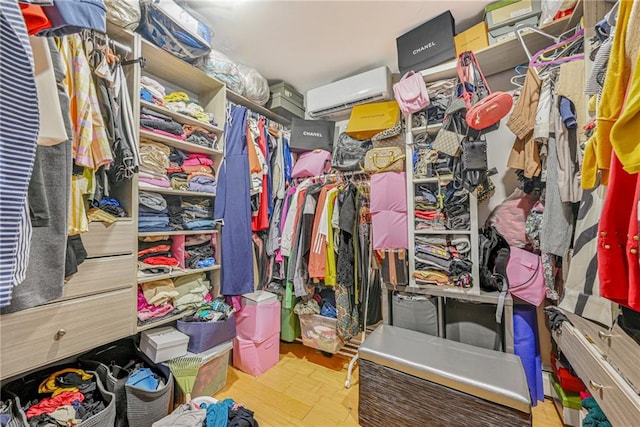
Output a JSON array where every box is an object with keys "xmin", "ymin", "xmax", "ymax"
[
  {"xmin": 105, "ymin": 0, "xmax": 141, "ymax": 30},
  {"xmin": 199, "ymin": 49, "xmax": 245, "ymax": 94},
  {"xmin": 540, "ymin": 0, "xmax": 576, "ymax": 25},
  {"xmin": 238, "ymin": 64, "xmax": 270, "ymax": 106}
]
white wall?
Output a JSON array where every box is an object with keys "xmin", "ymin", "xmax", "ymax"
[{"xmin": 478, "ymin": 115, "xmax": 519, "ymax": 225}]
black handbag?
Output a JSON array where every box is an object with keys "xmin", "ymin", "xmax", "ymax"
[
  {"xmin": 460, "ymin": 135, "xmax": 488, "ymax": 191},
  {"xmin": 290, "ymin": 118, "xmax": 335, "ymax": 153},
  {"xmin": 332, "ymin": 132, "xmax": 372, "ymax": 171}
]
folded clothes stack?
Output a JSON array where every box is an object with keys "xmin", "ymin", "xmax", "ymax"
[
  {"xmin": 414, "ymin": 182, "xmax": 470, "ymax": 231},
  {"xmin": 164, "ymin": 91, "xmax": 217, "ymax": 127},
  {"xmin": 167, "ymin": 147, "xmax": 188, "ymax": 191},
  {"xmin": 139, "ymin": 191, "xmax": 171, "ymax": 232},
  {"xmin": 173, "ymin": 272, "xmax": 211, "ymax": 312},
  {"xmin": 181, "ymin": 198, "xmax": 215, "ymax": 230},
  {"xmin": 140, "ymin": 76, "xmax": 166, "ymax": 106},
  {"xmin": 165, "ymin": 196, "xmax": 184, "ymax": 230},
  {"xmin": 138, "ymin": 284, "xmax": 178, "ymax": 323},
  {"xmin": 184, "ymin": 236, "xmax": 216, "ymax": 269},
  {"xmin": 138, "ymin": 237, "xmax": 180, "ymax": 277},
  {"xmin": 413, "ymin": 235, "xmax": 472, "ymax": 288},
  {"xmin": 183, "ymin": 124, "xmax": 218, "ymax": 149},
  {"xmin": 140, "ymin": 107, "xmax": 186, "ymax": 140},
  {"xmin": 183, "ymin": 153, "xmax": 216, "ymax": 194}
]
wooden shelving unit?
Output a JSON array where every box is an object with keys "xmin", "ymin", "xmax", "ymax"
[
  {"xmin": 140, "ymin": 100, "xmax": 224, "ymax": 136},
  {"xmin": 138, "ymin": 230, "xmax": 218, "ymax": 237},
  {"xmin": 136, "ymin": 310, "xmax": 196, "ymax": 333},
  {"xmin": 140, "ymin": 129, "xmax": 223, "ymax": 157}
]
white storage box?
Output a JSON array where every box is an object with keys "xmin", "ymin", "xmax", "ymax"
[
  {"xmin": 140, "ymin": 326, "xmax": 189, "ymax": 363},
  {"xmin": 299, "ymin": 314, "xmax": 344, "ymax": 354},
  {"xmin": 242, "ymin": 290, "xmax": 277, "ymax": 306}
]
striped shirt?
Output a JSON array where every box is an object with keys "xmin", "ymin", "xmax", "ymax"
[{"xmin": 0, "ymin": 0, "xmax": 40, "ymax": 307}]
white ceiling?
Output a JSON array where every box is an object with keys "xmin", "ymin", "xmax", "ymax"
[{"xmin": 186, "ymin": 0, "xmax": 494, "ymax": 94}]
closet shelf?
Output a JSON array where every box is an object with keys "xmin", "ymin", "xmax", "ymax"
[
  {"xmin": 138, "ymin": 230, "xmax": 219, "ymax": 237},
  {"xmin": 226, "ymin": 90, "xmax": 291, "ymax": 125},
  {"xmin": 137, "ymin": 265, "xmax": 221, "ymax": 284},
  {"xmin": 140, "ymin": 129, "xmax": 223, "ymax": 157},
  {"xmin": 140, "ymin": 39, "xmax": 225, "ymax": 94},
  {"xmin": 415, "ymin": 230, "xmax": 471, "ymax": 235},
  {"xmin": 413, "ymin": 176, "xmax": 453, "ymax": 184},
  {"xmin": 411, "ymin": 123, "xmax": 443, "ymax": 135},
  {"xmin": 140, "ymin": 100, "xmax": 224, "ymax": 135},
  {"xmin": 136, "ymin": 309, "xmax": 196, "ymax": 333},
  {"xmin": 419, "ymin": 14, "xmax": 575, "ymax": 82},
  {"xmin": 138, "ymin": 185, "xmax": 216, "ymax": 198},
  {"xmin": 387, "ymin": 284, "xmax": 513, "ymax": 306}
]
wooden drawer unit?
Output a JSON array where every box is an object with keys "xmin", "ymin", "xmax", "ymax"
[
  {"xmin": 83, "ymin": 220, "xmax": 134, "ymax": 258},
  {"xmin": 564, "ymin": 311, "xmax": 640, "ymax": 394},
  {"xmin": 555, "ymin": 322, "xmax": 640, "ymax": 426},
  {"xmin": 62, "ymin": 255, "xmax": 134, "ymax": 299},
  {"xmin": 0, "ymin": 288, "xmax": 134, "ymax": 379}
]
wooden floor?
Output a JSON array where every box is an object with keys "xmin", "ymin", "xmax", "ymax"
[{"xmin": 215, "ymin": 342, "xmax": 564, "ymax": 427}]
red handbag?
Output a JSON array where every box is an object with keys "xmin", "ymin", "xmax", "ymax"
[{"xmin": 457, "ymin": 51, "xmax": 513, "ymax": 131}]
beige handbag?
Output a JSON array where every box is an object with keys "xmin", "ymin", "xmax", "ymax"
[
  {"xmin": 432, "ymin": 128, "xmax": 462, "ymax": 157},
  {"xmin": 363, "ymin": 147, "xmax": 406, "ymax": 174}
]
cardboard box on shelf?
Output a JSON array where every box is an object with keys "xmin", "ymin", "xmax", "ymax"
[
  {"xmin": 485, "ymin": 0, "xmax": 542, "ymax": 29},
  {"xmin": 454, "ymin": 22, "xmax": 489, "ymax": 55}
]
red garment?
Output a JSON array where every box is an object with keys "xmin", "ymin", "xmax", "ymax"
[
  {"xmin": 252, "ymin": 118, "xmax": 270, "ymax": 232},
  {"xmin": 138, "ymin": 245, "xmax": 171, "ymax": 257},
  {"xmin": 26, "ymin": 392, "xmax": 84, "ymax": 418},
  {"xmin": 598, "ymin": 153, "xmax": 640, "ymax": 310},
  {"xmin": 141, "ymin": 256, "xmax": 180, "ymax": 267},
  {"xmin": 20, "ymin": 4, "xmax": 52, "ymax": 35}
]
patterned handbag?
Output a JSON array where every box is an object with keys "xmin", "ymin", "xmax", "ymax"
[
  {"xmin": 433, "ymin": 128, "xmax": 462, "ymax": 156},
  {"xmin": 372, "ymin": 121, "xmax": 404, "ymax": 149},
  {"xmin": 363, "ymin": 147, "xmax": 405, "ymax": 174}
]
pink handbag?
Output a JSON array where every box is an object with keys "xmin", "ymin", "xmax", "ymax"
[
  {"xmin": 507, "ymin": 247, "xmax": 546, "ymax": 306},
  {"xmin": 291, "ymin": 149, "xmax": 332, "ymax": 178},
  {"xmin": 393, "ymin": 71, "xmax": 430, "ymax": 115}
]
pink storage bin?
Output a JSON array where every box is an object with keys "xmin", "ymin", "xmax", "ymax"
[
  {"xmin": 232, "ymin": 333, "xmax": 280, "ymax": 376},
  {"xmin": 370, "ymin": 172, "xmax": 407, "ymax": 213},
  {"xmin": 235, "ymin": 298, "xmax": 281, "ymax": 342},
  {"xmin": 372, "ymin": 210, "xmax": 408, "ymax": 250}
]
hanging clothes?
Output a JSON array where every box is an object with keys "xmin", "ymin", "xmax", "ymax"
[
  {"xmin": 214, "ymin": 105, "xmax": 254, "ymax": 295},
  {"xmin": 252, "ymin": 117, "xmax": 270, "ymax": 231},
  {"xmin": 0, "ymin": 0, "xmax": 40, "ymax": 308}
]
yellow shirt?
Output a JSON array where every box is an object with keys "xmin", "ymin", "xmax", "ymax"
[{"xmin": 584, "ymin": 0, "xmax": 633, "ymax": 188}]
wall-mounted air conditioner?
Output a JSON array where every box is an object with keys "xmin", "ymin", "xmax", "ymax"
[{"xmin": 306, "ymin": 66, "xmax": 392, "ymax": 119}]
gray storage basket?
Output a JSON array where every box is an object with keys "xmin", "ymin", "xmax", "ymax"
[
  {"xmin": 391, "ymin": 292, "xmax": 438, "ymax": 336},
  {"xmin": 79, "ymin": 338, "xmax": 173, "ymax": 427},
  {"xmin": 445, "ymin": 298, "xmax": 504, "ymax": 351},
  {"xmin": 3, "ymin": 366, "xmax": 116, "ymax": 427}
]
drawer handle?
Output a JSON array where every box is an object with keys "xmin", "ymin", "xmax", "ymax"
[
  {"xmin": 55, "ymin": 329, "xmax": 67, "ymax": 340},
  {"xmin": 589, "ymin": 380, "xmax": 605, "ymax": 391},
  {"xmin": 598, "ymin": 330, "xmax": 619, "ymax": 340}
]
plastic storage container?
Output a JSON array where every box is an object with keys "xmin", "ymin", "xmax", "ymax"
[
  {"xmin": 235, "ymin": 295, "xmax": 281, "ymax": 342},
  {"xmin": 391, "ymin": 292, "xmax": 438, "ymax": 336},
  {"xmin": 174, "ymin": 341, "xmax": 233, "ymax": 403},
  {"xmin": 233, "ymin": 332, "xmax": 280, "ymax": 376},
  {"xmin": 299, "ymin": 314, "xmax": 344, "ymax": 354},
  {"xmin": 140, "ymin": 326, "xmax": 190, "ymax": 363},
  {"xmin": 176, "ymin": 315, "xmax": 236, "ymax": 353}
]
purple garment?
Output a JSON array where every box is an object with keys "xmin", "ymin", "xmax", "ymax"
[{"xmin": 559, "ymin": 96, "xmax": 577, "ymax": 129}]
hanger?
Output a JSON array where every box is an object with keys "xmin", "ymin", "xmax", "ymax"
[
  {"xmin": 530, "ymin": 28, "xmax": 585, "ymax": 68},
  {"xmin": 516, "ymin": 23, "xmax": 561, "ymax": 64}
]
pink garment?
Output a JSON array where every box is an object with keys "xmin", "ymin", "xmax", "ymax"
[
  {"xmin": 370, "ymin": 172, "xmax": 407, "ymax": 213},
  {"xmin": 372, "ymin": 211, "xmax": 408, "ymax": 250},
  {"xmin": 183, "ymin": 156, "xmax": 213, "ymax": 167},
  {"xmin": 139, "ymin": 176, "xmax": 171, "ymax": 188},
  {"xmin": 141, "ymin": 126, "xmax": 187, "ymax": 140},
  {"xmin": 137, "ymin": 292, "xmax": 175, "ymax": 321}
]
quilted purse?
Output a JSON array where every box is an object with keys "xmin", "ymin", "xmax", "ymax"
[
  {"xmin": 371, "ymin": 121, "xmax": 404, "ymax": 149},
  {"xmin": 363, "ymin": 147, "xmax": 405, "ymax": 174},
  {"xmin": 458, "ymin": 51, "xmax": 513, "ymax": 131}
]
